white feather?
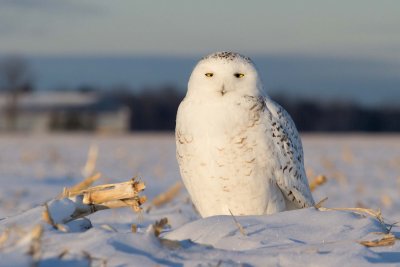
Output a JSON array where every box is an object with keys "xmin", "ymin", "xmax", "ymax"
[{"xmin": 176, "ymin": 52, "xmax": 314, "ymax": 217}]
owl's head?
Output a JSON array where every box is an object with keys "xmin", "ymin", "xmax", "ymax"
[{"xmin": 187, "ymin": 52, "xmax": 263, "ymax": 99}]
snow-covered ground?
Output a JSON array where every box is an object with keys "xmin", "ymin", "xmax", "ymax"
[{"xmin": 0, "ymin": 134, "xmax": 399, "ymax": 266}]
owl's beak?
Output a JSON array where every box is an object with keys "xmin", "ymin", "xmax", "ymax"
[{"xmin": 220, "ymin": 84, "xmax": 227, "ymax": 96}]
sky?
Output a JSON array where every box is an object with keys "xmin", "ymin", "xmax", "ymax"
[
  {"xmin": 0, "ymin": 1, "xmax": 399, "ymax": 107},
  {"xmin": 0, "ymin": 0, "xmax": 399, "ymax": 61}
]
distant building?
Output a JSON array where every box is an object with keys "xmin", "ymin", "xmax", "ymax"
[{"xmin": 0, "ymin": 92, "xmax": 131, "ymax": 133}]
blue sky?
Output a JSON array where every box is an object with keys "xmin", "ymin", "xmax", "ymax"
[
  {"xmin": 1, "ymin": 1, "xmax": 399, "ymax": 106},
  {"xmin": 0, "ymin": 0, "xmax": 399, "ymax": 61}
]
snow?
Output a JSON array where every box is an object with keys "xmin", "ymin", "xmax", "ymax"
[
  {"xmin": 165, "ymin": 208, "xmax": 384, "ymax": 251},
  {"xmin": 0, "ymin": 134, "xmax": 399, "ymax": 266}
]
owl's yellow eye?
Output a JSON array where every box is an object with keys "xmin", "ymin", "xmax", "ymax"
[
  {"xmin": 205, "ymin": 73, "xmax": 214, "ymax": 77},
  {"xmin": 234, "ymin": 73, "xmax": 245, "ymax": 78}
]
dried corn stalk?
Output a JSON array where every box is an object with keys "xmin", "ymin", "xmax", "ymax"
[
  {"xmin": 151, "ymin": 181, "xmax": 182, "ymax": 207},
  {"xmin": 319, "ymin": 207, "xmax": 383, "ymax": 222},
  {"xmin": 60, "ymin": 172, "xmax": 101, "ymax": 198},
  {"xmin": 43, "ymin": 177, "xmax": 146, "ymax": 225},
  {"xmin": 309, "ymin": 175, "xmax": 327, "ymax": 192},
  {"xmin": 0, "ymin": 229, "xmax": 10, "ymax": 249},
  {"xmin": 314, "ymin": 197, "xmax": 328, "ymax": 209},
  {"xmin": 318, "ymin": 206, "xmax": 390, "ymax": 232},
  {"xmin": 229, "ymin": 209, "xmax": 246, "ymax": 236},
  {"xmin": 80, "ymin": 178, "xmax": 145, "ymax": 205},
  {"xmin": 359, "ymin": 233, "xmax": 396, "ymax": 247},
  {"xmin": 81, "ymin": 144, "xmax": 98, "ymax": 178},
  {"xmin": 27, "ymin": 225, "xmax": 43, "ymax": 267},
  {"xmin": 153, "ymin": 217, "xmax": 169, "ymax": 237}
]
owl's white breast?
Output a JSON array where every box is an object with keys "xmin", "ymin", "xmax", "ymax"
[{"xmin": 176, "ymin": 95, "xmax": 286, "ymax": 217}]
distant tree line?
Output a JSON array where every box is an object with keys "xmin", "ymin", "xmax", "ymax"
[
  {"xmin": 0, "ymin": 56, "xmax": 34, "ymax": 131},
  {"xmin": 103, "ymin": 87, "xmax": 400, "ymax": 132},
  {"xmin": 98, "ymin": 86, "xmax": 183, "ymax": 131},
  {"xmin": 272, "ymin": 95, "xmax": 400, "ymax": 132}
]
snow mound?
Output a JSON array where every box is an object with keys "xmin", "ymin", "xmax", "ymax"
[
  {"xmin": 164, "ymin": 208, "xmax": 385, "ymax": 251},
  {"xmin": 1, "ymin": 205, "xmax": 399, "ymax": 266}
]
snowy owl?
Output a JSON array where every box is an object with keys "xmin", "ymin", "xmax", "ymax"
[{"xmin": 176, "ymin": 52, "xmax": 315, "ymax": 218}]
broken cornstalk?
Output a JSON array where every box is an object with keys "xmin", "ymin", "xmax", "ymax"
[{"xmin": 43, "ymin": 177, "xmax": 146, "ymax": 226}]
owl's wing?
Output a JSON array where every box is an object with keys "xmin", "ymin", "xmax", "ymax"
[{"xmin": 264, "ymin": 98, "xmax": 315, "ymax": 208}]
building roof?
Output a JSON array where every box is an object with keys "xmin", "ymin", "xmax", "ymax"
[{"xmin": 0, "ymin": 92, "xmax": 126, "ymax": 112}]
